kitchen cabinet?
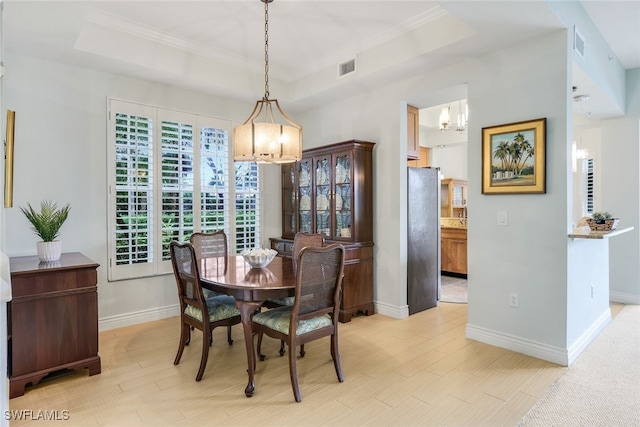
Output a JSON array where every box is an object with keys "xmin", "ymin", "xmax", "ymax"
[
  {"xmin": 407, "ymin": 104, "xmax": 419, "ymax": 159},
  {"xmin": 407, "ymin": 146, "xmax": 430, "ymax": 168},
  {"xmin": 441, "ymin": 178, "xmax": 467, "ymax": 218},
  {"xmin": 441, "ymin": 227, "xmax": 467, "ymax": 275},
  {"xmin": 274, "ymin": 139, "xmax": 375, "ymax": 322},
  {"xmin": 7, "ymin": 252, "xmax": 101, "ymax": 398}
]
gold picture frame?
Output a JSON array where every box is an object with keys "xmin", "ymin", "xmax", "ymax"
[
  {"xmin": 482, "ymin": 117, "xmax": 546, "ymax": 194},
  {"xmin": 4, "ymin": 110, "xmax": 15, "ymax": 208}
]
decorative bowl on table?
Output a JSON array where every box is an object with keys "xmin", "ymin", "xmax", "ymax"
[{"xmin": 242, "ymin": 248, "xmax": 277, "ymax": 269}]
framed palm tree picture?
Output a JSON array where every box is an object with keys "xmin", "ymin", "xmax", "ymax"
[{"xmin": 482, "ymin": 118, "xmax": 546, "ymax": 194}]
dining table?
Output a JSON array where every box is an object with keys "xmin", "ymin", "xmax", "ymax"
[{"xmin": 198, "ymin": 254, "xmax": 296, "ymax": 397}]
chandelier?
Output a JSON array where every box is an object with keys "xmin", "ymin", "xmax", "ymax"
[
  {"xmin": 439, "ymin": 99, "xmax": 468, "ymax": 132},
  {"xmin": 233, "ymin": 0, "xmax": 302, "ymax": 164}
]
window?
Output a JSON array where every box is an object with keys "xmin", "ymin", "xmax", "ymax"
[
  {"xmin": 584, "ymin": 158, "xmax": 594, "ymax": 215},
  {"xmin": 108, "ymin": 99, "xmax": 260, "ymax": 281}
]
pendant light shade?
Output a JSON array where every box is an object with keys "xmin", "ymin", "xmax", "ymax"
[
  {"xmin": 234, "ymin": 98, "xmax": 302, "ymax": 164},
  {"xmin": 233, "ymin": 0, "xmax": 302, "ymax": 164}
]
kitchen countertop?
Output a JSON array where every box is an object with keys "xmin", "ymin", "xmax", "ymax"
[
  {"xmin": 441, "ymin": 217, "xmax": 467, "ymax": 229},
  {"xmin": 568, "ymin": 226, "xmax": 634, "ymax": 239}
]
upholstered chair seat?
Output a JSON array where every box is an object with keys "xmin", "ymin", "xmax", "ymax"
[
  {"xmin": 253, "ymin": 306, "xmax": 332, "ymax": 335},
  {"xmin": 184, "ymin": 295, "xmax": 241, "ymax": 323}
]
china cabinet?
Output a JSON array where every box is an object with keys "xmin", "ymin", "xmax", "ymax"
[
  {"xmin": 441, "ymin": 178, "xmax": 467, "ymax": 218},
  {"xmin": 271, "ymin": 139, "xmax": 374, "ymax": 322}
]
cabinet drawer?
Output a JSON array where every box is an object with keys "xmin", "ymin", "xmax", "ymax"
[{"xmin": 10, "ymin": 269, "xmax": 97, "ymax": 298}]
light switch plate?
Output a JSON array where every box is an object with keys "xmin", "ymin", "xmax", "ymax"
[{"xmin": 497, "ymin": 211, "xmax": 508, "ymax": 226}]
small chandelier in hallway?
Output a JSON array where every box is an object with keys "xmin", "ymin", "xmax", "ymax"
[
  {"xmin": 439, "ymin": 99, "xmax": 468, "ymax": 132},
  {"xmin": 233, "ymin": 0, "xmax": 302, "ymax": 164}
]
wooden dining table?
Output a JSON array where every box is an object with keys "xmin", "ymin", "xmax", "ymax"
[{"xmin": 198, "ymin": 254, "xmax": 296, "ymax": 397}]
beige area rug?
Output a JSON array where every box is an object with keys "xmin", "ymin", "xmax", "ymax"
[
  {"xmin": 519, "ymin": 304, "xmax": 640, "ymax": 426},
  {"xmin": 440, "ymin": 275, "xmax": 467, "ymax": 304}
]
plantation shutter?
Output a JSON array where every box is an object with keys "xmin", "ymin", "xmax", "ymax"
[
  {"xmin": 160, "ymin": 111, "xmax": 196, "ymax": 261},
  {"xmin": 235, "ymin": 161, "xmax": 260, "ymax": 252},
  {"xmin": 585, "ymin": 158, "xmax": 594, "ymax": 215},
  {"xmin": 109, "ymin": 100, "xmax": 157, "ymax": 280},
  {"xmin": 108, "ymin": 99, "xmax": 259, "ymax": 281},
  {"xmin": 199, "ymin": 124, "xmax": 230, "ymax": 236}
]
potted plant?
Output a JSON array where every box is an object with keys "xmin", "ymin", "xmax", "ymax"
[
  {"xmin": 586, "ymin": 211, "xmax": 620, "ymax": 232},
  {"xmin": 20, "ymin": 200, "xmax": 71, "ymax": 261}
]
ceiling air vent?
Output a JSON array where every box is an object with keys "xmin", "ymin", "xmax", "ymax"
[
  {"xmin": 574, "ymin": 26, "xmax": 585, "ymax": 59},
  {"xmin": 338, "ymin": 58, "xmax": 356, "ymax": 78}
]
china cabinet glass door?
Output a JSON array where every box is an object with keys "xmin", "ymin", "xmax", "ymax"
[
  {"xmin": 282, "ymin": 164, "xmax": 296, "ymax": 237},
  {"xmin": 333, "ymin": 152, "xmax": 352, "ymax": 240},
  {"xmin": 297, "ymin": 159, "xmax": 313, "ymax": 234},
  {"xmin": 314, "ymin": 156, "xmax": 331, "ymax": 238}
]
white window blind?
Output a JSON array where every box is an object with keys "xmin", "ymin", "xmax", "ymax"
[
  {"xmin": 200, "ymin": 126, "xmax": 230, "ymax": 235},
  {"xmin": 108, "ymin": 99, "xmax": 260, "ymax": 281},
  {"xmin": 235, "ymin": 162, "xmax": 260, "ymax": 252},
  {"xmin": 585, "ymin": 158, "xmax": 594, "ymax": 215}
]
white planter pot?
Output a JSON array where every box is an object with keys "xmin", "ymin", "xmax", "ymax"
[{"xmin": 36, "ymin": 240, "xmax": 62, "ymax": 262}]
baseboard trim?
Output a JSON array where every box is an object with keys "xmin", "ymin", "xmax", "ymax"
[
  {"xmin": 466, "ymin": 308, "xmax": 612, "ymax": 366},
  {"xmin": 99, "ymin": 304, "xmax": 180, "ymax": 331},
  {"xmin": 566, "ymin": 308, "xmax": 611, "ymax": 365},
  {"xmin": 375, "ymin": 301, "xmax": 409, "ymax": 319},
  {"xmin": 610, "ymin": 291, "xmax": 640, "ymax": 304},
  {"xmin": 466, "ymin": 324, "xmax": 569, "ymax": 366},
  {"xmin": 99, "ymin": 301, "xmax": 405, "ymax": 331}
]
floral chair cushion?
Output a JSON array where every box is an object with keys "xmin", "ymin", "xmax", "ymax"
[
  {"xmin": 185, "ymin": 295, "xmax": 240, "ymax": 323},
  {"xmin": 252, "ymin": 306, "xmax": 332, "ymax": 335},
  {"xmin": 202, "ymin": 288, "xmax": 225, "ymax": 299},
  {"xmin": 265, "ymin": 296, "xmax": 295, "ymax": 306}
]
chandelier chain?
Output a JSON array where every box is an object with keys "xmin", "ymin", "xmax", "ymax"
[{"xmin": 264, "ymin": 0, "xmax": 270, "ymax": 100}]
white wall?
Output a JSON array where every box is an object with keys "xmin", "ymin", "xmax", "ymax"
[
  {"xmin": 602, "ymin": 68, "xmax": 640, "ymax": 304},
  {"xmin": 465, "ymin": 31, "xmax": 573, "ymax": 362},
  {"xmin": 571, "ymin": 125, "xmax": 601, "ymax": 222},
  {"xmin": 1, "ymin": 53, "xmax": 276, "ymax": 329},
  {"xmin": 429, "ymin": 143, "xmax": 468, "ymax": 181}
]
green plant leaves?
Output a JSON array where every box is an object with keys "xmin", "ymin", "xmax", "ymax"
[{"xmin": 20, "ymin": 200, "xmax": 70, "ymax": 242}]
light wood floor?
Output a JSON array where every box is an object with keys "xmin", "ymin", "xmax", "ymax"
[{"xmin": 8, "ymin": 303, "xmax": 623, "ymax": 426}]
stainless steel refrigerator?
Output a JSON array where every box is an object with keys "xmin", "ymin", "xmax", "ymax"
[{"xmin": 407, "ymin": 167, "xmax": 441, "ymax": 314}]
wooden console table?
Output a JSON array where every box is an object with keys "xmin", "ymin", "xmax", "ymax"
[{"xmin": 8, "ymin": 252, "xmax": 101, "ymax": 398}]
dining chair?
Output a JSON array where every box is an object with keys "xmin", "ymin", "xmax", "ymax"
[
  {"xmin": 190, "ymin": 231, "xmax": 227, "ymax": 260},
  {"xmin": 190, "ymin": 231, "xmax": 234, "ymax": 343},
  {"xmin": 251, "ymin": 243, "xmax": 345, "ymax": 402},
  {"xmin": 262, "ymin": 232, "xmax": 324, "ymax": 357},
  {"xmin": 170, "ymin": 241, "xmax": 241, "ymax": 382}
]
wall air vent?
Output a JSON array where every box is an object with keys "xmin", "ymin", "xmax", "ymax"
[
  {"xmin": 574, "ymin": 26, "xmax": 585, "ymax": 59},
  {"xmin": 338, "ymin": 58, "xmax": 356, "ymax": 78}
]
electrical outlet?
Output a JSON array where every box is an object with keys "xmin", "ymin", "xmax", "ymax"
[{"xmin": 510, "ymin": 293, "xmax": 519, "ymax": 307}]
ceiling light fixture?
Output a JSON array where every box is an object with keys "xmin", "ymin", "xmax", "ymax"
[
  {"xmin": 233, "ymin": 0, "xmax": 302, "ymax": 164},
  {"xmin": 439, "ymin": 99, "xmax": 468, "ymax": 132}
]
